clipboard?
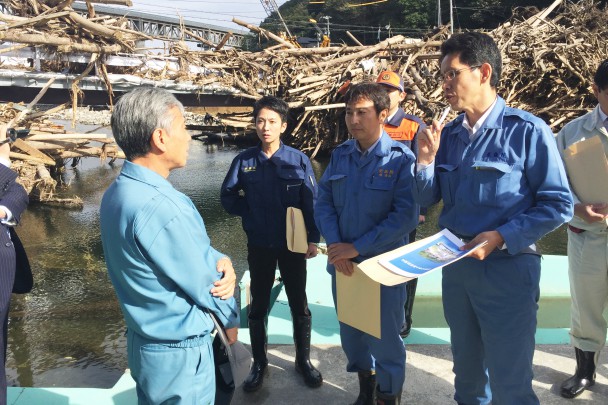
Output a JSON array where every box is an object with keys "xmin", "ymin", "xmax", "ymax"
[{"xmin": 286, "ymin": 207, "xmax": 308, "ymax": 253}]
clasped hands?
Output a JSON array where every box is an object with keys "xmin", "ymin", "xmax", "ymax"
[{"xmin": 327, "ymin": 243, "xmax": 359, "ymax": 276}]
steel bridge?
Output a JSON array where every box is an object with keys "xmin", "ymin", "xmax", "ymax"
[{"xmin": 0, "ymin": 1, "xmax": 250, "ymax": 49}]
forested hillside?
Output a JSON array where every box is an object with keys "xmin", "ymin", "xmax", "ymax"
[{"xmin": 260, "ymin": 0, "xmax": 575, "ymax": 45}]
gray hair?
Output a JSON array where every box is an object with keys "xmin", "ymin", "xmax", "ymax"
[{"xmin": 111, "ymin": 87, "xmax": 185, "ymax": 161}]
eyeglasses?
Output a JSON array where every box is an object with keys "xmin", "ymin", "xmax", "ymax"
[{"xmin": 441, "ymin": 65, "xmax": 481, "ymax": 82}]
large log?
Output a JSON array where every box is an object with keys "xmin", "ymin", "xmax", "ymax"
[
  {"xmin": 315, "ymin": 35, "xmax": 406, "ymax": 69},
  {"xmin": 232, "ymin": 17, "xmax": 297, "ymax": 49},
  {"xmin": 0, "ymin": 31, "xmax": 122, "ymax": 53},
  {"xmin": 12, "ymin": 139, "xmax": 56, "ymax": 166},
  {"xmin": 85, "ymin": 0, "xmax": 133, "ymax": 6},
  {"xmin": 68, "ymin": 12, "xmax": 119, "ymax": 39},
  {"xmin": 3, "ymin": 11, "xmax": 71, "ymax": 30}
]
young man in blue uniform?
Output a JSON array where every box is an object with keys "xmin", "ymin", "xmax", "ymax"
[
  {"xmin": 413, "ymin": 32, "xmax": 573, "ymax": 405},
  {"xmin": 315, "ymin": 83, "xmax": 418, "ymax": 405},
  {"xmin": 555, "ymin": 59, "xmax": 608, "ymax": 399},
  {"xmin": 376, "ymin": 70, "xmax": 427, "ymax": 338},
  {"xmin": 100, "ymin": 88, "xmax": 239, "ymax": 404},
  {"xmin": 0, "ymin": 125, "xmax": 29, "ymax": 405},
  {"xmin": 221, "ymin": 96, "xmax": 322, "ymax": 392}
]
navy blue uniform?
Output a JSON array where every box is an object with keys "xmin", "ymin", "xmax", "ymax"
[
  {"xmin": 221, "ymin": 143, "xmax": 319, "ymax": 320},
  {"xmin": 0, "ymin": 165, "xmax": 28, "ymax": 405}
]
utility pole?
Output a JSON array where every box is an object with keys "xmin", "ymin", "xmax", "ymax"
[
  {"xmin": 449, "ymin": 0, "xmax": 453, "ymax": 33},
  {"xmin": 320, "ymin": 15, "xmax": 331, "ymax": 37},
  {"xmin": 437, "ymin": 0, "xmax": 441, "ymax": 27}
]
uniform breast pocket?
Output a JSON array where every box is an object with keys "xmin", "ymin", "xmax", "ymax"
[
  {"xmin": 279, "ymin": 166, "xmax": 305, "ymax": 205},
  {"xmin": 328, "ymin": 174, "xmax": 347, "ymax": 208},
  {"xmin": 437, "ymin": 164, "xmax": 458, "ymax": 206},
  {"xmin": 241, "ymin": 170, "xmax": 262, "ymax": 203},
  {"xmin": 364, "ymin": 175, "xmax": 395, "ymax": 211},
  {"xmin": 471, "ymin": 161, "xmax": 515, "ymax": 208}
]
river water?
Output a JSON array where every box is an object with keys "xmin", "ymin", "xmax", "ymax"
[{"xmin": 6, "ymin": 127, "xmax": 568, "ymax": 389}]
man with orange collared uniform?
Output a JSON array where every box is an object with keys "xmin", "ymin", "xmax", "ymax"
[{"xmin": 376, "ymin": 71, "xmax": 427, "ymax": 338}]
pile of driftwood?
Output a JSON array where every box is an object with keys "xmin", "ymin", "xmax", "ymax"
[
  {"xmin": 1, "ymin": 87, "xmax": 124, "ymax": 206},
  {"xmin": 0, "ymin": 0, "xmax": 134, "ymax": 203},
  {"xmin": 165, "ymin": 0, "xmax": 608, "ymax": 155},
  {"xmin": 0, "ymin": 0, "xmax": 607, "ymax": 198}
]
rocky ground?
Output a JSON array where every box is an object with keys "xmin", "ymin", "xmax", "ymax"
[{"xmin": 48, "ymin": 107, "xmax": 211, "ymax": 127}]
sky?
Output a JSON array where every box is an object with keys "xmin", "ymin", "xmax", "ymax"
[{"xmin": 122, "ymin": 0, "xmax": 289, "ymax": 30}]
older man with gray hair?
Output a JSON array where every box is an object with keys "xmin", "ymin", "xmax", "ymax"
[{"xmin": 100, "ymin": 87, "xmax": 239, "ymax": 404}]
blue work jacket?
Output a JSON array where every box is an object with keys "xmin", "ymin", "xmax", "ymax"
[
  {"xmin": 413, "ymin": 97, "xmax": 574, "ymax": 254},
  {"xmin": 221, "ymin": 143, "xmax": 320, "ymax": 248},
  {"xmin": 315, "ymin": 133, "xmax": 418, "ymax": 267},
  {"xmin": 100, "ymin": 161, "xmax": 239, "ymax": 341}
]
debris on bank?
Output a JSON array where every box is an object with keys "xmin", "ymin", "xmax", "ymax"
[{"xmin": 0, "ymin": 0, "xmax": 607, "ymax": 201}]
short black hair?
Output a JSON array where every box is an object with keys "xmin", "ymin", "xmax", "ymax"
[
  {"xmin": 253, "ymin": 96, "xmax": 289, "ymax": 123},
  {"xmin": 594, "ymin": 59, "xmax": 608, "ymax": 91},
  {"xmin": 441, "ymin": 32, "xmax": 502, "ymax": 88},
  {"xmin": 344, "ymin": 82, "xmax": 390, "ymax": 115}
]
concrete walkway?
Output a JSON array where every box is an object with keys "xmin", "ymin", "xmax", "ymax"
[
  {"xmin": 232, "ymin": 343, "xmax": 608, "ymax": 404},
  {"xmin": 9, "ymin": 254, "xmax": 608, "ymax": 404}
]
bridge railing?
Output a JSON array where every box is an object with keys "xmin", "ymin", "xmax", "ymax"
[{"xmin": 0, "ymin": 1, "xmax": 252, "ymax": 50}]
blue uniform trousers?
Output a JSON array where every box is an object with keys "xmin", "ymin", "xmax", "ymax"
[
  {"xmin": 331, "ymin": 274, "xmax": 407, "ymax": 396},
  {"xmin": 127, "ymin": 329, "xmax": 214, "ymax": 405},
  {"xmin": 443, "ymin": 251, "xmax": 541, "ymax": 405}
]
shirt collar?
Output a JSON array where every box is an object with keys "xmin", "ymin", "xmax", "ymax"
[
  {"xmin": 598, "ymin": 105, "xmax": 608, "ymax": 124},
  {"xmin": 385, "ymin": 108, "xmax": 406, "ymax": 127},
  {"xmin": 120, "ymin": 160, "xmax": 173, "ymax": 189},
  {"xmin": 257, "ymin": 141, "xmax": 284, "ymax": 161},
  {"xmin": 386, "ymin": 109, "xmax": 398, "ymax": 122},
  {"xmin": 356, "ymin": 133, "xmax": 383, "ymax": 157},
  {"xmin": 462, "ymin": 97, "xmax": 498, "ymax": 140}
]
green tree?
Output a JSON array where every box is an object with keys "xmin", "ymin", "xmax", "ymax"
[{"xmin": 258, "ymin": 0, "xmax": 557, "ymax": 46}]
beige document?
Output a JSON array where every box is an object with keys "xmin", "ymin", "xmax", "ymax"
[
  {"xmin": 336, "ymin": 266, "xmax": 381, "ymax": 339},
  {"xmin": 286, "ymin": 207, "xmax": 308, "ymax": 254},
  {"xmin": 563, "ymin": 136, "xmax": 608, "ymax": 204},
  {"xmin": 357, "ymin": 240, "xmax": 426, "ymax": 287}
]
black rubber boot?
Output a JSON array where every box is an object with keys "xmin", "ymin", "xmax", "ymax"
[
  {"xmin": 293, "ymin": 315, "xmax": 323, "ymax": 388},
  {"xmin": 352, "ymin": 371, "xmax": 376, "ymax": 405},
  {"xmin": 376, "ymin": 390, "xmax": 402, "ymax": 405},
  {"xmin": 400, "ymin": 278, "xmax": 418, "ymax": 338},
  {"xmin": 560, "ymin": 348, "xmax": 597, "ymax": 398},
  {"xmin": 243, "ymin": 318, "xmax": 268, "ymax": 392}
]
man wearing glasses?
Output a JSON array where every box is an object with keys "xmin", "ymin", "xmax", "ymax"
[{"xmin": 413, "ymin": 32, "xmax": 573, "ymax": 404}]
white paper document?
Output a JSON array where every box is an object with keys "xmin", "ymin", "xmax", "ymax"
[{"xmin": 377, "ymin": 229, "xmax": 487, "ymax": 278}]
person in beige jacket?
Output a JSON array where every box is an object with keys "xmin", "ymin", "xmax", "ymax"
[{"xmin": 555, "ymin": 59, "xmax": 608, "ymax": 399}]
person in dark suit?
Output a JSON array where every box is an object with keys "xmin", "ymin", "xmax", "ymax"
[{"xmin": 0, "ymin": 124, "xmax": 29, "ymax": 405}]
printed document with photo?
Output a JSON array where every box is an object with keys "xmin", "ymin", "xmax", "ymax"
[{"xmin": 377, "ymin": 229, "xmax": 487, "ymax": 279}]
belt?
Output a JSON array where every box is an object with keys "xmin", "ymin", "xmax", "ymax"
[{"xmin": 568, "ymin": 224, "xmax": 586, "ymax": 234}]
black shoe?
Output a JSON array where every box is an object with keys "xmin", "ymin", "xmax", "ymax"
[
  {"xmin": 376, "ymin": 390, "xmax": 401, "ymax": 405},
  {"xmin": 293, "ymin": 315, "xmax": 323, "ymax": 388},
  {"xmin": 560, "ymin": 348, "xmax": 596, "ymax": 399},
  {"xmin": 399, "ymin": 323, "xmax": 411, "ymax": 339},
  {"xmin": 243, "ymin": 360, "xmax": 268, "ymax": 392},
  {"xmin": 352, "ymin": 371, "xmax": 376, "ymax": 405},
  {"xmin": 243, "ymin": 318, "xmax": 268, "ymax": 392}
]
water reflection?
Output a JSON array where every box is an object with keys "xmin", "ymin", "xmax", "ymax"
[{"xmin": 6, "ymin": 139, "xmax": 568, "ymax": 389}]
